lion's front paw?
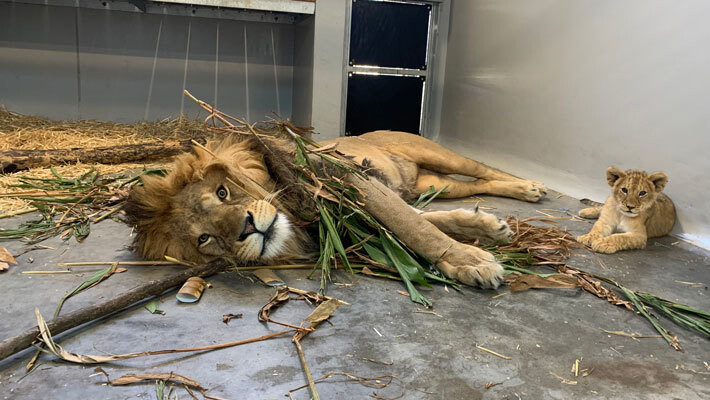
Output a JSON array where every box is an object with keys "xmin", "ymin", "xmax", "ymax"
[
  {"xmin": 455, "ymin": 260, "xmax": 505, "ymax": 289},
  {"xmin": 591, "ymin": 238, "xmax": 619, "ymax": 254},
  {"xmin": 456, "ymin": 208, "xmax": 513, "ymax": 244},
  {"xmin": 437, "ymin": 243, "xmax": 505, "ymax": 289},
  {"xmin": 490, "ymin": 218, "xmax": 515, "ymax": 244}
]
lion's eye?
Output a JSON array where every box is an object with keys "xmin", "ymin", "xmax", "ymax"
[
  {"xmin": 216, "ymin": 185, "xmax": 229, "ymax": 200},
  {"xmin": 621, "ymin": 188, "xmax": 628, "ymax": 194},
  {"xmin": 198, "ymin": 234, "xmax": 210, "ymax": 245},
  {"xmin": 639, "ymin": 190, "xmax": 647, "ymax": 196}
]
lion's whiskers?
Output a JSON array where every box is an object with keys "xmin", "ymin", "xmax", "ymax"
[{"xmin": 264, "ymin": 189, "xmax": 284, "ymax": 205}]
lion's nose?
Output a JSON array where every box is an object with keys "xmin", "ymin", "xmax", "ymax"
[{"xmin": 239, "ymin": 212, "xmax": 257, "ymax": 241}]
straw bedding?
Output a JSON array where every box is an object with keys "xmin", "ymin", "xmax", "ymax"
[{"xmin": 0, "ymin": 109, "xmax": 207, "ymax": 213}]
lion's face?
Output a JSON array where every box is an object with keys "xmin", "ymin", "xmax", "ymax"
[
  {"xmin": 606, "ymin": 167, "xmax": 668, "ymax": 217},
  {"xmin": 125, "ymin": 137, "xmax": 306, "ymax": 264}
]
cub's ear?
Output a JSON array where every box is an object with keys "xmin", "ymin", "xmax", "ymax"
[
  {"xmin": 648, "ymin": 172, "xmax": 668, "ymax": 192},
  {"xmin": 606, "ymin": 167, "xmax": 625, "ymax": 187}
]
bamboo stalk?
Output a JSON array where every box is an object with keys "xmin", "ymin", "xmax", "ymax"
[
  {"xmin": 57, "ymin": 261, "xmax": 179, "ymax": 267},
  {"xmin": 476, "ymin": 344, "xmax": 512, "ymax": 360},
  {"xmin": 56, "ymin": 189, "xmax": 97, "ymax": 226},
  {"xmin": 22, "ymin": 271, "xmax": 73, "ymax": 275},
  {"xmin": 0, "ymin": 208, "xmax": 37, "ymax": 219},
  {"xmin": 92, "ymin": 204, "xmax": 123, "ymax": 223},
  {"xmin": 0, "ymin": 191, "xmax": 74, "ymax": 198},
  {"xmin": 294, "ymin": 339, "xmax": 320, "ymax": 400}
]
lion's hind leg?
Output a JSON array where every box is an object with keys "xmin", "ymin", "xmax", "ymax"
[
  {"xmin": 579, "ymin": 207, "xmax": 602, "ymax": 219},
  {"xmin": 416, "ymin": 171, "xmax": 545, "ymax": 202},
  {"xmin": 365, "ymin": 131, "xmax": 546, "ymax": 199}
]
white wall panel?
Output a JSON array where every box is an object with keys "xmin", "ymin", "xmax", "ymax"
[{"xmin": 440, "ymin": 0, "xmax": 710, "ymax": 247}]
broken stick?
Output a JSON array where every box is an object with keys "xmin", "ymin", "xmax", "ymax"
[{"xmin": 0, "ymin": 260, "xmax": 228, "ymax": 362}]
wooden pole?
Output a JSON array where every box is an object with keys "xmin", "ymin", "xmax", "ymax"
[
  {"xmin": 0, "ymin": 261, "xmax": 228, "ymax": 362},
  {"xmin": 0, "ymin": 138, "xmax": 205, "ymax": 173}
]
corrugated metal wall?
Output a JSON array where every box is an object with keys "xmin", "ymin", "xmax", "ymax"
[{"xmin": 0, "ymin": 2, "xmax": 294, "ymax": 123}]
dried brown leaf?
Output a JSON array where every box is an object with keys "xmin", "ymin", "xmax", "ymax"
[
  {"xmin": 293, "ymin": 298, "xmax": 341, "ymax": 342},
  {"xmin": 258, "ymin": 287, "xmax": 290, "ymax": 322},
  {"xmin": 108, "ymin": 372, "xmax": 206, "ymax": 391},
  {"xmin": 253, "ymin": 268, "xmax": 284, "ymax": 286},
  {"xmin": 509, "ymin": 274, "xmax": 579, "ymax": 292},
  {"xmin": 0, "ymin": 247, "xmax": 18, "ymax": 265},
  {"xmin": 222, "ymin": 313, "xmax": 243, "ymax": 325},
  {"xmin": 485, "ymin": 381, "xmax": 503, "ymax": 389},
  {"xmin": 499, "ymin": 216, "xmax": 583, "ymax": 264},
  {"xmin": 569, "ymin": 270, "xmax": 633, "ymax": 311}
]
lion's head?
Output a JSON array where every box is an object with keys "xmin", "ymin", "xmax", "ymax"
[
  {"xmin": 606, "ymin": 167, "xmax": 668, "ymax": 217},
  {"xmin": 125, "ymin": 136, "xmax": 311, "ymax": 264}
]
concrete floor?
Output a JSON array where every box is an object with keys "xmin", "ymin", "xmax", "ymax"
[{"xmin": 0, "ymin": 191, "xmax": 708, "ymax": 399}]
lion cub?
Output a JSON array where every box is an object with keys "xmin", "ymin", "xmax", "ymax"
[{"xmin": 577, "ymin": 167, "xmax": 675, "ymax": 254}]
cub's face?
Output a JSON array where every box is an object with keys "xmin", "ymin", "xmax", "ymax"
[
  {"xmin": 606, "ymin": 167, "xmax": 668, "ymax": 217},
  {"xmin": 172, "ymin": 166, "xmax": 296, "ymax": 263}
]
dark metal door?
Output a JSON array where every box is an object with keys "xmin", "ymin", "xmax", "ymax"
[{"xmin": 345, "ymin": 0, "xmax": 432, "ymax": 136}]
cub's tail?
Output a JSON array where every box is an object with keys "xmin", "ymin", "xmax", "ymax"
[
  {"xmin": 580, "ymin": 198, "xmax": 604, "ymax": 207},
  {"xmin": 578, "ymin": 198, "xmax": 603, "ymax": 219}
]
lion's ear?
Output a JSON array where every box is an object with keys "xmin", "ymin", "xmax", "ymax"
[
  {"xmin": 606, "ymin": 167, "xmax": 625, "ymax": 187},
  {"xmin": 648, "ymin": 172, "xmax": 668, "ymax": 192}
]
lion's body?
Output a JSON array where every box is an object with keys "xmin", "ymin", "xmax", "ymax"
[
  {"xmin": 577, "ymin": 167, "xmax": 675, "ymax": 254},
  {"xmin": 126, "ymin": 130, "xmax": 548, "ymax": 288},
  {"xmin": 324, "ymin": 131, "xmax": 546, "ymax": 202}
]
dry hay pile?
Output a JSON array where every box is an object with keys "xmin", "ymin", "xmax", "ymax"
[
  {"xmin": 0, "ymin": 109, "xmax": 208, "ymax": 213},
  {"xmin": 0, "ymin": 109, "xmax": 205, "ymax": 150}
]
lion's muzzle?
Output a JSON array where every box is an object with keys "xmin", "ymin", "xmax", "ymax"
[{"xmin": 239, "ymin": 201, "xmax": 293, "ymax": 260}]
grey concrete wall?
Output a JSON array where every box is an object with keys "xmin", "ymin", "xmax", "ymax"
[
  {"xmin": 291, "ymin": 15, "xmax": 314, "ymax": 126},
  {"xmin": 0, "ymin": 2, "xmax": 294, "ymax": 123},
  {"xmin": 439, "ymin": 0, "xmax": 710, "ymax": 247},
  {"xmin": 310, "ymin": 0, "xmax": 348, "ymax": 140}
]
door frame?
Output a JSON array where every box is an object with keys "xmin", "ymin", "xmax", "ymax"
[{"xmin": 339, "ymin": 0, "xmax": 450, "ymax": 140}]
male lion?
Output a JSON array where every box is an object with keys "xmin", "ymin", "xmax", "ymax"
[
  {"xmin": 125, "ymin": 130, "xmax": 547, "ymax": 289},
  {"xmin": 577, "ymin": 167, "xmax": 675, "ymax": 254}
]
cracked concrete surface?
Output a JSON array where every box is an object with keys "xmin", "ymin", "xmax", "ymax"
[{"xmin": 0, "ymin": 190, "xmax": 708, "ymax": 399}]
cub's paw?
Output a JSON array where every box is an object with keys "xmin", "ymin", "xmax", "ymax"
[
  {"xmin": 591, "ymin": 238, "xmax": 619, "ymax": 254},
  {"xmin": 576, "ymin": 233, "xmax": 599, "ymax": 246}
]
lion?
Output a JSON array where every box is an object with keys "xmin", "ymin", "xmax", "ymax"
[
  {"xmin": 577, "ymin": 167, "xmax": 675, "ymax": 254},
  {"xmin": 125, "ymin": 130, "xmax": 548, "ymax": 289}
]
